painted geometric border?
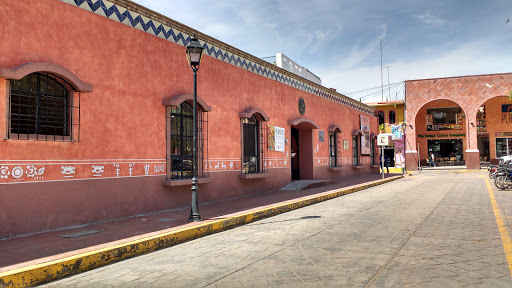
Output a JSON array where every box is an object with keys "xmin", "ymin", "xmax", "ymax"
[{"xmin": 61, "ymin": 0, "xmax": 374, "ymax": 115}]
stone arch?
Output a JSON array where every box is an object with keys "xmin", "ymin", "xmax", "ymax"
[
  {"xmin": 287, "ymin": 117, "xmax": 319, "ymax": 130},
  {"xmin": 0, "ymin": 62, "xmax": 93, "ymax": 92},
  {"xmin": 239, "ymin": 107, "xmax": 270, "ymax": 121},
  {"xmin": 412, "ymin": 98, "xmax": 467, "ymax": 167},
  {"xmin": 328, "ymin": 125, "xmax": 342, "ymax": 133},
  {"xmin": 161, "ymin": 93, "xmax": 212, "ymax": 111}
]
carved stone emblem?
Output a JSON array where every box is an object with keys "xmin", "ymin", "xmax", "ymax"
[{"xmin": 298, "ymin": 97, "xmax": 306, "ymax": 115}]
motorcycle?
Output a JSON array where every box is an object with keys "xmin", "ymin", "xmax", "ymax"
[
  {"xmin": 488, "ymin": 165, "xmax": 498, "ymax": 179},
  {"xmin": 494, "ymin": 167, "xmax": 512, "ymax": 190},
  {"xmin": 489, "ymin": 159, "xmax": 512, "ymax": 180}
]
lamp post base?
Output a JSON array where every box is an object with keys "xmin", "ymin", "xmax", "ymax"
[{"xmin": 187, "ymin": 213, "xmax": 203, "ymax": 222}]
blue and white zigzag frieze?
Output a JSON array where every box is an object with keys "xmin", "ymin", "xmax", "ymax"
[{"xmin": 61, "ymin": 0, "xmax": 373, "ymax": 114}]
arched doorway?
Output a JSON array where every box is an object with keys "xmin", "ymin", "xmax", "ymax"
[
  {"xmin": 414, "ymin": 99, "xmax": 467, "ymax": 167},
  {"xmin": 288, "ymin": 117, "xmax": 319, "ymax": 180}
]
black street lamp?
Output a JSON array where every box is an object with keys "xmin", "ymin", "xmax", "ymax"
[{"xmin": 186, "ymin": 34, "xmax": 204, "ymax": 222}]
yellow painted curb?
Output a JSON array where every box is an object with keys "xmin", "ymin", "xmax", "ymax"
[{"xmin": 0, "ymin": 175, "xmax": 402, "ymax": 287}]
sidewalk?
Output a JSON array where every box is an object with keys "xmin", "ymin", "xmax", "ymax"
[{"xmin": 0, "ymin": 173, "xmax": 403, "ymax": 287}]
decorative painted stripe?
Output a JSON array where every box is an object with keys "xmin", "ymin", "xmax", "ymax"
[
  {"xmin": 0, "ymin": 162, "xmax": 166, "ymax": 184},
  {"xmin": 59, "ymin": 0, "xmax": 374, "ymax": 115}
]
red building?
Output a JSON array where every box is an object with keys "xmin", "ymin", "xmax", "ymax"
[
  {"xmin": 0, "ymin": 0, "xmax": 378, "ymax": 238},
  {"xmin": 405, "ymin": 73, "xmax": 512, "ymax": 170}
]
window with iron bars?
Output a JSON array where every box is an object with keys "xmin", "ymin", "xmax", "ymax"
[
  {"xmin": 166, "ymin": 101, "xmax": 208, "ymax": 180},
  {"xmin": 8, "ymin": 72, "xmax": 80, "ymax": 141},
  {"xmin": 329, "ymin": 131, "xmax": 339, "ymax": 167},
  {"xmin": 352, "ymin": 135, "xmax": 359, "ymax": 166},
  {"xmin": 241, "ymin": 114, "xmax": 267, "ymax": 174}
]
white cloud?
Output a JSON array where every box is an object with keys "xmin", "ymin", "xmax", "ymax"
[
  {"xmin": 378, "ymin": 24, "xmax": 387, "ymax": 40},
  {"xmin": 417, "ymin": 11, "xmax": 445, "ymax": 25},
  {"xmin": 317, "ymin": 40, "xmax": 512, "ymax": 103}
]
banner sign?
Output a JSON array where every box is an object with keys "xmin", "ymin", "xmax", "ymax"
[
  {"xmin": 360, "ymin": 115, "xmax": 370, "ymax": 155},
  {"xmin": 268, "ymin": 126, "xmax": 275, "ymax": 151},
  {"xmin": 391, "ymin": 125, "xmax": 402, "ymax": 140}
]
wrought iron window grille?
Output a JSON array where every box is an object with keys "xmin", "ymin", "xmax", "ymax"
[
  {"xmin": 165, "ymin": 101, "xmax": 208, "ymax": 180},
  {"xmin": 8, "ymin": 73, "xmax": 80, "ymax": 142},
  {"xmin": 329, "ymin": 131, "xmax": 339, "ymax": 167},
  {"xmin": 241, "ymin": 114, "xmax": 268, "ymax": 174},
  {"xmin": 352, "ymin": 135, "xmax": 359, "ymax": 166}
]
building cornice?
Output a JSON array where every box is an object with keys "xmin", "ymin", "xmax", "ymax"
[{"xmin": 61, "ymin": 0, "xmax": 375, "ymax": 115}]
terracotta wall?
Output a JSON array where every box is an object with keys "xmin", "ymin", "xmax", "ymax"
[{"xmin": 0, "ymin": 0, "xmax": 377, "ymax": 237}]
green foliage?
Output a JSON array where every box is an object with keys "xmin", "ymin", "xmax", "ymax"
[
  {"xmin": 509, "ymin": 91, "xmax": 512, "ymax": 100},
  {"xmin": 379, "ymin": 124, "xmax": 385, "ymax": 131}
]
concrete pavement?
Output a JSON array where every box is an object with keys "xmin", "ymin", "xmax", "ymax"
[
  {"xmin": 35, "ymin": 170, "xmax": 512, "ymax": 287},
  {"xmin": 0, "ymin": 173, "xmax": 403, "ymax": 287}
]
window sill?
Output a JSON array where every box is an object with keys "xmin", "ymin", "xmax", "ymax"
[
  {"xmin": 352, "ymin": 165, "xmax": 364, "ymax": 169},
  {"xmin": 239, "ymin": 173, "xmax": 271, "ymax": 179},
  {"xmin": 6, "ymin": 134, "xmax": 74, "ymax": 142},
  {"xmin": 161, "ymin": 177, "xmax": 212, "ymax": 187},
  {"xmin": 328, "ymin": 166, "xmax": 343, "ymax": 171}
]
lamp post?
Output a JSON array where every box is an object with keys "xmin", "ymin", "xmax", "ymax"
[
  {"xmin": 186, "ymin": 35, "xmax": 204, "ymax": 222},
  {"xmin": 401, "ymin": 122, "xmax": 407, "ymax": 175}
]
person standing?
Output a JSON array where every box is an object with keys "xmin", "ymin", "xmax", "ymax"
[{"xmin": 429, "ymin": 152, "xmax": 436, "ymax": 167}]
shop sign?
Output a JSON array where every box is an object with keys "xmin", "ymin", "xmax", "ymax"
[
  {"xmin": 501, "ymin": 113, "xmax": 512, "ymax": 123},
  {"xmin": 377, "ymin": 134, "xmax": 389, "ymax": 146},
  {"xmin": 418, "ymin": 134, "xmax": 465, "ymax": 138},
  {"xmin": 495, "ymin": 132, "xmax": 512, "ymax": 137},
  {"xmin": 427, "ymin": 124, "xmax": 463, "ymax": 131}
]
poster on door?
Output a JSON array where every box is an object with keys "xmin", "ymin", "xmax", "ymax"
[
  {"xmin": 268, "ymin": 126, "xmax": 275, "ymax": 151},
  {"xmin": 274, "ymin": 126, "xmax": 285, "ymax": 152},
  {"xmin": 360, "ymin": 115, "xmax": 370, "ymax": 155}
]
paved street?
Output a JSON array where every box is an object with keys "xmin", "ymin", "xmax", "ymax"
[{"xmin": 41, "ymin": 171, "xmax": 512, "ymax": 287}]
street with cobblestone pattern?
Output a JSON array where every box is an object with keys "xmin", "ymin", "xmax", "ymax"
[{"xmin": 40, "ymin": 171, "xmax": 512, "ymax": 287}]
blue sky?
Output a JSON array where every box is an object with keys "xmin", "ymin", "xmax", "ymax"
[{"xmin": 136, "ymin": 0, "xmax": 512, "ymax": 102}]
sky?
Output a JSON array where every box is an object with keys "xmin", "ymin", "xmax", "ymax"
[{"xmin": 136, "ymin": 0, "xmax": 512, "ymax": 103}]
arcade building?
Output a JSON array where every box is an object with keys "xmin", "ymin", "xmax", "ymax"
[{"xmin": 404, "ymin": 73, "xmax": 512, "ymax": 170}]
